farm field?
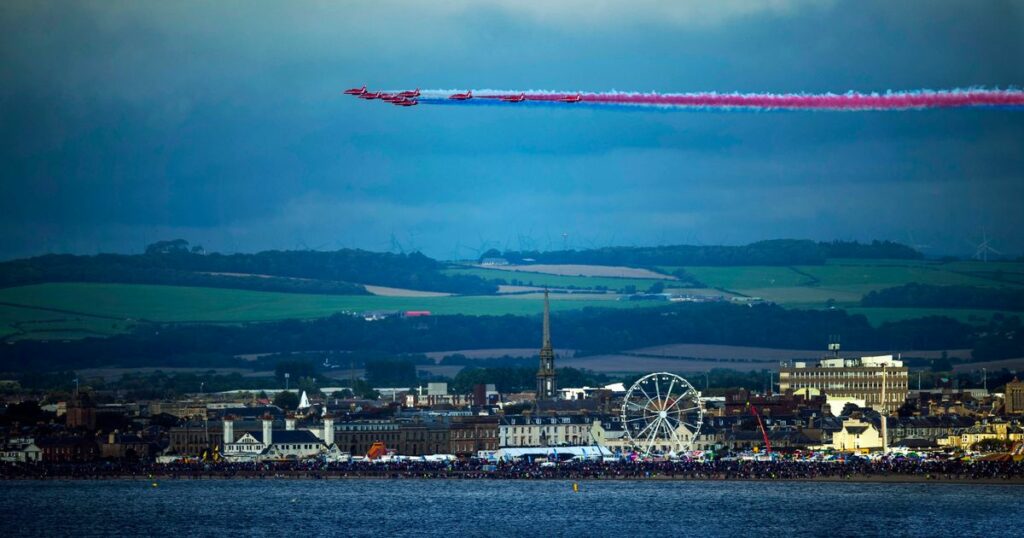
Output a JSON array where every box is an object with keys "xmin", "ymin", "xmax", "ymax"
[
  {"xmin": 0, "ymin": 283, "xmax": 660, "ymax": 327},
  {"xmin": 478, "ymin": 264, "xmax": 672, "ymax": 279},
  {"xmin": 444, "ymin": 267, "xmax": 677, "ymax": 292},
  {"xmin": 677, "ymin": 266, "xmax": 815, "ymax": 289},
  {"xmin": 0, "ymin": 303, "xmax": 133, "ymax": 341},
  {"xmin": 2, "ymin": 258, "xmax": 1021, "ymax": 340}
]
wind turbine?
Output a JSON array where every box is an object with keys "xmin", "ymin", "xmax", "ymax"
[
  {"xmin": 389, "ymin": 231, "xmax": 405, "ymax": 254},
  {"xmin": 970, "ymin": 230, "xmax": 1001, "ymax": 263}
]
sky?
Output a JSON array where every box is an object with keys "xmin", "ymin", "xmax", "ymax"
[{"xmin": 1, "ymin": 0, "xmax": 1022, "ymax": 260}]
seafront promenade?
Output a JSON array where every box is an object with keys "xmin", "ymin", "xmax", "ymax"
[{"xmin": 3, "ymin": 459, "xmax": 1023, "ymax": 483}]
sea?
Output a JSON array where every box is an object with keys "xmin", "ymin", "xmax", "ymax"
[{"xmin": 1, "ymin": 479, "xmax": 1020, "ymax": 537}]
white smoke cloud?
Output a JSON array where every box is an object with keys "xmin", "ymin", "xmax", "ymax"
[{"xmin": 436, "ymin": 0, "xmax": 834, "ymax": 27}]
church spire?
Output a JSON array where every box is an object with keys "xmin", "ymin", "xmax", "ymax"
[
  {"xmin": 537, "ymin": 288, "xmax": 556, "ymax": 400},
  {"xmin": 542, "ymin": 288, "xmax": 551, "ymax": 348}
]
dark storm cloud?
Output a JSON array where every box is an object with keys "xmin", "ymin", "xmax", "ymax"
[{"xmin": 0, "ymin": 0, "xmax": 1022, "ymax": 258}]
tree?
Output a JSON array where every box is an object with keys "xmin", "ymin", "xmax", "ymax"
[
  {"xmin": 145, "ymin": 239, "xmax": 190, "ymax": 255},
  {"xmin": 971, "ymin": 438, "xmax": 1011, "ymax": 452},
  {"xmin": 365, "ymin": 359, "xmax": 417, "ymax": 387},
  {"xmin": 273, "ymin": 390, "xmax": 300, "ymax": 411},
  {"xmin": 646, "ymin": 281, "xmax": 665, "ymax": 294},
  {"xmin": 350, "ymin": 380, "xmax": 380, "ymax": 400},
  {"xmin": 275, "ymin": 360, "xmax": 317, "ymax": 383}
]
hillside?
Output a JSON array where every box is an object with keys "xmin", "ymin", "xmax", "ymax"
[
  {"xmin": 1, "ymin": 241, "xmax": 1021, "ymax": 343},
  {"xmin": 0, "ymin": 241, "xmax": 496, "ymax": 295}
]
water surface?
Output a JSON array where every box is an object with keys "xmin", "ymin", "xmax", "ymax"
[{"xmin": 1, "ymin": 479, "xmax": 1019, "ymax": 537}]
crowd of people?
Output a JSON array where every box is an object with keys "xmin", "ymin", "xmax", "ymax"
[{"xmin": 2, "ymin": 458, "xmax": 1023, "ymax": 481}]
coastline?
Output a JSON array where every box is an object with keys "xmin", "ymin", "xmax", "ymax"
[{"xmin": 4, "ymin": 473, "xmax": 1023, "ymax": 484}]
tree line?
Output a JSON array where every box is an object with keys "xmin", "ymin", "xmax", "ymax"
[
  {"xmin": 483, "ymin": 239, "xmax": 921, "ymax": 267},
  {"xmin": 5, "ymin": 301, "xmax": 1017, "ymax": 375},
  {"xmin": 862, "ymin": 283, "xmax": 1024, "ymax": 311},
  {"xmin": 0, "ymin": 240, "xmax": 497, "ymax": 295}
]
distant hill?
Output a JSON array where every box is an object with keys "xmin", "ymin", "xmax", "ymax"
[
  {"xmin": 483, "ymin": 239, "xmax": 922, "ymax": 267},
  {"xmin": 0, "ymin": 241, "xmax": 497, "ymax": 295}
]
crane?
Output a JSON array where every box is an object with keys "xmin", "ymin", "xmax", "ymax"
[{"xmin": 748, "ymin": 404, "xmax": 772, "ymax": 455}]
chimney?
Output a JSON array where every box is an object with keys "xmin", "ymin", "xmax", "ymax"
[
  {"xmin": 223, "ymin": 415, "xmax": 235, "ymax": 446},
  {"xmin": 323, "ymin": 415, "xmax": 334, "ymax": 447},
  {"xmin": 262, "ymin": 413, "xmax": 273, "ymax": 447},
  {"xmin": 285, "ymin": 414, "xmax": 296, "ymax": 431}
]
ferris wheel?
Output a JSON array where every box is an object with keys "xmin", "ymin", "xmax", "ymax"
[{"xmin": 621, "ymin": 372, "xmax": 704, "ymax": 455}]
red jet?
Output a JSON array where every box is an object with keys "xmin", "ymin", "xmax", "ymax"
[
  {"xmin": 501, "ymin": 93, "xmax": 526, "ymax": 102},
  {"xmin": 397, "ymin": 89, "xmax": 420, "ymax": 98},
  {"xmin": 560, "ymin": 93, "xmax": 582, "ymax": 103},
  {"xmin": 359, "ymin": 91, "xmax": 383, "ymax": 100},
  {"xmin": 449, "ymin": 90, "xmax": 473, "ymax": 100},
  {"xmin": 344, "ymin": 85, "xmax": 367, "ymax": 96},
  {"xmin": 392, "ymin": 98, "xmax": 418, "ymax": 107}
]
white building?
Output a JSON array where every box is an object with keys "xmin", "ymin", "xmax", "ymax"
[
  {"xmin": 779, "ymin": 354, "xmax": 909, "ymax": 412},
  {"xmin": 222, "ymin": 415, "xmax": 338, "ymax": 461},
  {"xmin": 0, "ymin": 438, "xmax": 41, "ymax": 462},
  {"xmin": 499, "ymin": 415, "xmax": 596, "ymax": 447}
]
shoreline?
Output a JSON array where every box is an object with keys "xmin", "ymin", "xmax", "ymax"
[{"xmin": 4, "ymin": 474, "xmax": 1023, "ymax": 485}]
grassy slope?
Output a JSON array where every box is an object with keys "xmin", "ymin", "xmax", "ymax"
[
  {"xmin": 0, "ymin": 303, "xmax": 134, "ymax": 341},
  {"xmin": 0, "ymin": 283, "xmax": 655, "ymax": 325}
]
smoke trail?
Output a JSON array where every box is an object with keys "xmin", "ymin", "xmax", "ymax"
[{"xmin": 402, "ymin": 88, "xmax": 1024, "ymax": 111}]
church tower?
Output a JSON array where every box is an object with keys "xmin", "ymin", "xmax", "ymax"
[{"xmin": 536, "ymin": 290, "xmax": 557, "ymax": 400}]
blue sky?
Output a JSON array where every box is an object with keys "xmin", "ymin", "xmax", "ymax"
[{"xmin": 1, "ymin": 0, "xmax": 1022, "ymax": 259}]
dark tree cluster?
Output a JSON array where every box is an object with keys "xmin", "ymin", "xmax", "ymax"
[
  {"xmin": 487, "ymin": 239, "xmax": 921, "ymax": 267},
  {"xmin": 817, "ymin": 240, "xmax": 923, "ymax": 260},
  {"xmin": 0, "ymin": 302, "xmax": 989, "ymax": 374},
  {"xmin": 862, "ymin": 283, "xmax": 1024, "ymax": 311},
  {"xmin": 0, "ymin": 242, "xmax": 497, "ymax": 295}
]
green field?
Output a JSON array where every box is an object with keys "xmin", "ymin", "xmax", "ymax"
[
  {"xmin": 0, "ymin": 303, "xmax": 134, "ymax": 341},
  {"xmin": 678, "ymin": 266, "xmax": 815, "ymax": 290},
  {"xmin": 443, "ymin": 267, "xmax": 677, "ymax": 292},
  {"xmin": 2, "ymin": 257, "xmax": 1022, "ymax": 339},
  {"xmin": 669, "ymin": 259, "xmax": 1024, "ymax": 324},
  {"xmin": 0, "ymin": 283, "xmax": 658, "ymax": 328}
]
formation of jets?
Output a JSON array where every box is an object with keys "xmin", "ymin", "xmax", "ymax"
[
  {"xmin": 343, "ymin": 86, "xmax": 585, "ymax": 107},
  {"xmin": 343, "ymin": 85, "xmax": 419, "ymax": 106}
]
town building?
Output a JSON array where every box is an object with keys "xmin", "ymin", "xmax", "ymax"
[
  {"xmin": 939, "ymin": 420, "xmax": 1024, "ymax": 450},
  {"xmin": 36, "ymin": 437, "xmax": 99, "ymax": 462},
  {"xmin": 1005, "ymin": 377, "xmax": 1024, "ymax": 415},
  {"xmin": 147, "ymin": 401, "xmax": 208, "ymax": 420},
  {"xmin": 222, "ymin": 415, "xmax": 328, "ymax": 461},
  {"xmin": 331, "ymin": 420, "xmax": 401, "ymax": 456},
  {"xmin": 65, "ymin": 392, "xmax": 96, "ymax": 430},
  {"xmin": 99, "ymin": 432, "xmax": 154, "ymax": 460},
  {"xmin": 499, "ymin": 414, "xmax": 595, "ymax": 447},
  {"xmin": 831, "ymin": 417, "xmax": 883, "ymax": 453},
  {"xmin": 0, "ymin": 438, "xmax": 41, "ymax": 462},
  {"xmin": 449, "ymin": 416, "xmax": 499, "ymax": 456},
  {"xmin": 779, "ymin": 354, "xmax": 909, "ymax": 412}
]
